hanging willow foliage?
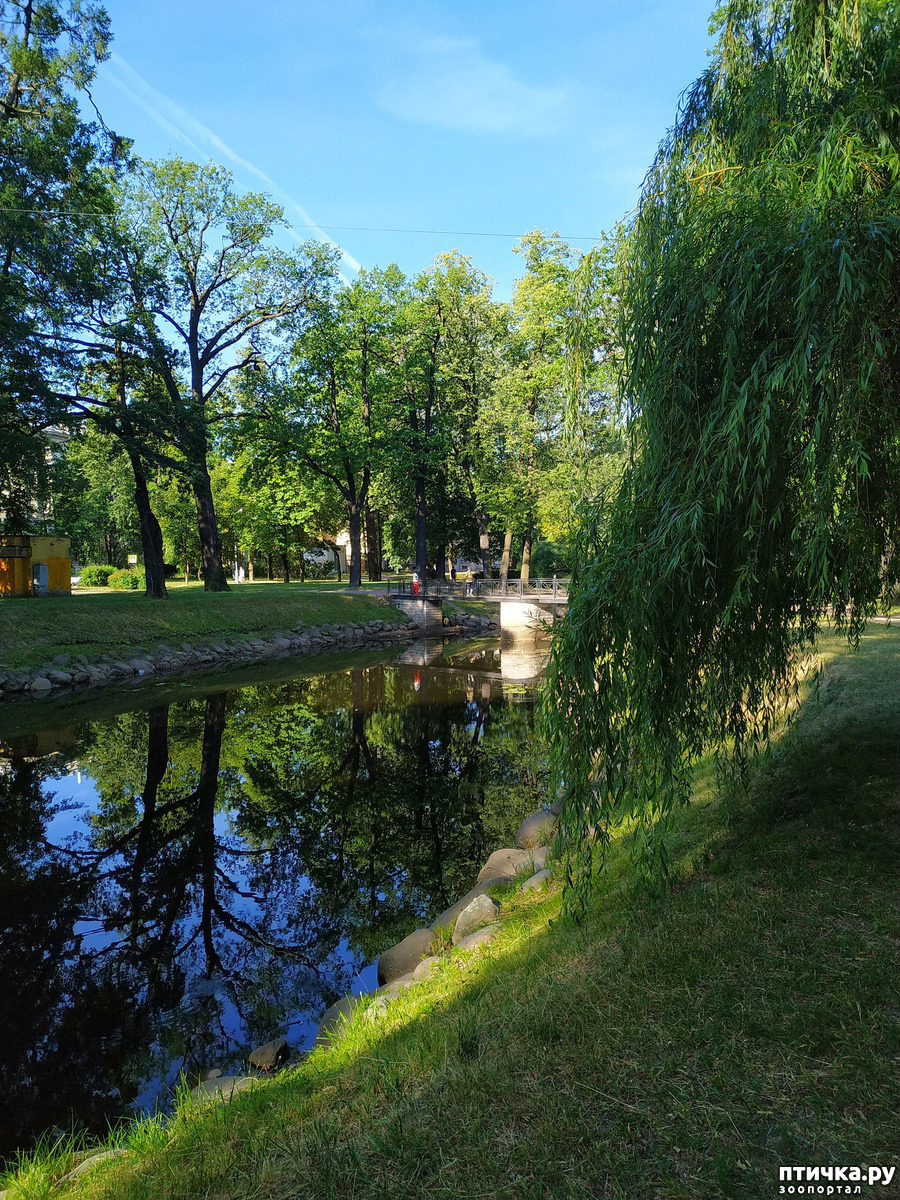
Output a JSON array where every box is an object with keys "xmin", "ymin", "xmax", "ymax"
[{"xmin": 543, "ymin": 0, "xmax": 900, "ymax": 914}]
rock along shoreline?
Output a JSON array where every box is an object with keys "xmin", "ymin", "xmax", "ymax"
[{"xmin": 0, "ymin": 609, "xmax": 500, "ymax": 705}]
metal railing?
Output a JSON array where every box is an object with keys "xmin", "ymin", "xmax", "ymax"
[{"xmin": 387, "ymin": 576, "xmax": 570, "ymax": 600}]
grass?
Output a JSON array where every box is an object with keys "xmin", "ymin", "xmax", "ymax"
[
  {"xmin": 0, "ymin": 582, "xmax": 404, "ymax": 673},
  {"xmin": 4, "ymin": 627, "xmax": 898, "ymax": 1199}
]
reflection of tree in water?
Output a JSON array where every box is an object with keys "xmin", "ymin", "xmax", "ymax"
[
  {"xmin": 0, "ymin": 659, "xmax": 544, "ymax": 1160},
  {"xmin": 236, "ymin": 665, "xmax": 544, "ymax": 963},
  {"xmin": 0, "ymin": 754, "xmax": 148, "ymax": 1161}
]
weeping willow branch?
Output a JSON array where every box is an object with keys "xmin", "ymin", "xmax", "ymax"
[{"xmin": 543, "ymin": 0, "xmax": 900, "ymax": 917}]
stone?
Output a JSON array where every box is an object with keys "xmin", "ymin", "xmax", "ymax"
[
  {"xmin": 531, "ymin": 845, "xmax": 551, "ymax": 871},
  {"xmin": 431, "ymin": 877, "xmax": 515, "ymax": 931},
  {"xmin": 129, "ymin": 659, "xmax": 153, "ymax": 674},
  {"xmin": 248, "ymin": 1037, "xmax": 289, "ymax": 1071},
  {"xmin": 315, "ymin": 993, "xmax": 364, "ymax": 1045},
  {"xmin": 519, "ymin": 868, "xmax": 553, "ymax": 893},
  {"xmin": 376, "ymin": 928, "xmax": 436, "ymax": 986},
  {"xmin": 452, "ymin": 895, "xmax": 500, "ymax": 945},
  {"xmin": 515, "ymin": 810, "xmax": 557, "ymax": 850},
  {"xmin": 375, "ymin": 971, "xmax": 418, "ymax": 998},
  {"xmin": 29, "ymin": 676, "xmax": 53, "ymax": 691},
  {"xmin": 476, "ymin": 848, "xmax": 531, "ymax": 883},
  {"xmin": 46, "ymin": 669, "xmax": 72, "ymax": 685},
  {"xmin": 455, "ymin": 923, "xmax": 500, "ymax": 953},
  {"xmin": 412, "ymin": 955, "xmax": 441, "ymax": 980},
  {"xmin": 53, "ymin": 653, "xmax": 72, "ymax": 667},
  {"xmin": 60, "ymin": 1148, "xmax": 128, "ymax": 1182},
  {"xmin": 189, "ymin": 1075, "xmax": 257, "ymax": 1103},
  {"xmin": 203, "ymin": 1068, "xmax": 223, "ymax": 1080}
]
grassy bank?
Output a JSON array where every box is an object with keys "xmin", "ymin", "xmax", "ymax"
[
  {"xmin": 5, "ymin": 628, "xmax": 898, "ymax": 1200},
  {"xmin": 0, "ymin": 582, "xmax": 401, "ymax": 673}
]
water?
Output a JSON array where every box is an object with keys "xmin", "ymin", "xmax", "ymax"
[{"xmin": 0, "ymin": 637, "xmax": 548, "ymax": 1161}]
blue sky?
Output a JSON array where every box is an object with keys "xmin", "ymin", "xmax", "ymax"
[{"xmin": 90, "ymin": 0, "xmax": 715, "ymax": 298}]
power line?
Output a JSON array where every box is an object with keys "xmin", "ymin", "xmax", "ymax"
[
  {"xmin": 312, "ymin": 223, "xmax": 599, "ymax": 242},
  {"xmin": 0, "ymin": 207, "xmax": 600, "ymax": 242}
]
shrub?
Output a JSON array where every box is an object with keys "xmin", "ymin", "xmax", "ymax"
[
  {"xmin": 78, "ymin": 564, "xmax": 116, "ymax": 587},
  {"xmin": 304, "ymin": 556, "xmax": 336, "ymax": 580},
  {"xmin": 107, "ymin": 567, "xmax": 145, "ymax": 591}
]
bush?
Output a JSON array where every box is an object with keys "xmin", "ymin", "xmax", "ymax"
[
  {"xmin": 78, "ymin": 564, "xmax": 116, "ymax": 587},
  {"xmin": 304, "ymin": 556, "xmax": 336, "ymax": 580},
  {"xmin": 107, "ymin": 567, "xmax": 145, "ymax": 591}
]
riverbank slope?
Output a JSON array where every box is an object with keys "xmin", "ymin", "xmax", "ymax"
[
  {"xmin": 6, "ymin": 628, "xmax": 898, "ymax": 1200},
  {"xmin": 0, "ymin": 583, "xmax": 402, "ymax": 675}
]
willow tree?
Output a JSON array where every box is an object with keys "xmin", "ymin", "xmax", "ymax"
[{"xmin": 544, "ymin": 0, "xmax": 900, "ymax": 910}]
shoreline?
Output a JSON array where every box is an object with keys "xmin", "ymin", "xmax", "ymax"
[{"xmin": 0, "ymin": 610, "xmax": 500, "ymax": 707}]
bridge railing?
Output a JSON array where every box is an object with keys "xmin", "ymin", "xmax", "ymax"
[{"xmin": 387, "ymin": 576, "xmax": 570, "ymax": 600}]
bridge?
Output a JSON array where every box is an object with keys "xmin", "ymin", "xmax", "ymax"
[
  {"xmin": 386, "ymin": 577, "xmax": 570, "ymax": 639},
  {"xmin": 386, "ymin": 577, "xmax": 570, "ymax": 603}
]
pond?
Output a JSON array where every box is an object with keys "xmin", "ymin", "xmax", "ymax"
[{"xmin": 0, "ymin": 636, "xmax": 549, "ymax": 1163}]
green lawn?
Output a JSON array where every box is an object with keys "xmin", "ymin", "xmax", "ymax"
[
  {"xmin": 6, "ymin": 627, "xmax": 897, "ymax": 1199},
  {"xmin": 0, "ymin": 581, "xmax": 402, "ymax": 673}
]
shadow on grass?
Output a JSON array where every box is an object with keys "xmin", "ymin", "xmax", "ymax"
[{"xmin": 11, "ymin": 630, "xmax": 900, "ymax": 1200}]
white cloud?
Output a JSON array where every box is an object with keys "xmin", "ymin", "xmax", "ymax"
[
  {"xmin": 103, "ymin": 53, "xmax": 362, "ymax": 275},
  {"xmin": 376, "ymin": 36, "xmax": 566, "ymax": 137}
]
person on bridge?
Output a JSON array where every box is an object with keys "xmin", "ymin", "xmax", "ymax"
[{"xmin": 412, "ymin": 570, "xmax": 420, "ymax": 596}]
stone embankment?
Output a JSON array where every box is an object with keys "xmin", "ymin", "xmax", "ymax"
[
  {"xmin": 312, "ymin": 804, "xmax": 558, "ymax": 1043},
  {"xmin": 183, "ymin": 806, "xmax": 558, "ymax": 1108},
  {"xmin": 195, "ymin": 803, "xmax": 560, "ymax": 1102},
  {"xmin": 0, "ymin": 611, "xmax": 499, "ymax": 704}
]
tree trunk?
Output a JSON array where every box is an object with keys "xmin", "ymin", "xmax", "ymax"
[
  {"xmin": 266, "ymin": 553, "xmax": 274, "ymax": 580},
  {"xmin": 434, "ymin": 541, "xmax": 446, "ymax": 581},
  {"xmin": 415, "ymin": 473, "xmax": 427, "ymax": 579},
  {"xmin": 247, "ymin": 554, "xmax": 255, "ymax": 582},
  {"xmin": 183, "ymin": 561, "xmax": 190, "ymax": 584},
  {"xmin": 365, "ymin": 505, "xmax": 383, "ymax": 581},
  {"xmin": 298, "ymin": 552, "xmax": 306, "ymax": 583},
  {"xmin": 281, "ymin": 548, "xmax": 291, "ymax": 584},
  {"xmin": 348, "ymin": 504, "xmax": 363, "ymax": 588},
  {"xmin": 192, "ymin": 471, "xmax": 230, "ymax": 591},
  {"xmin": 500, "ymin": 528, "xmax": 513, "ymax": 582},
  {"xmin": 477, "ymin": 512, "xmax": 491, "ymax": 578},
  {"xmin": 521, "ymin": 525, "xmax": 533, "ymax": 584},
  {"xmin": 127, "ymin": 452, "xmax": 167, "ymax": 599}
]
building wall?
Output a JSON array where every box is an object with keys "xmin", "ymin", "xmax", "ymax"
[
  {"xmin": 0, "ymin": 536, "xmax": 72, "ymax": 597},
  {"xmin": 0, "ymin": 538, "xmax": 32, "ymax": 597},
  {"xmin": 29, "ymin": 536, "xmax": 71, "ymax": 596}
]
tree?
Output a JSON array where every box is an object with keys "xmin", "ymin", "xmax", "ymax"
[
  {"xmin": 257, "ymin": 266, "xmax": 402, "ymax": 588},
  {"xmin": 472, "ymin": 233, "xmax": 623, "ymax": 582},
  {"xmin": 544, "ymin": 0, "xmax": 900, "ymax": 911},
  {"xmin": 0, "ymin": 0, "xmax": 119, "ymax": 534},
  {"xmin": 101, "ymin": 158, "xmax": 339, "ymax": 590},
  {"xmin": 50, "ymin": 423, "xmax": 140, "ymax": 565}
]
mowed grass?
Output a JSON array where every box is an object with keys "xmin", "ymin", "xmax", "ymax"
[
  {"xmin": 5, "ymin": 628, "xmax": 899, "ymax": 1200},
  {"xmin": 0, "ymin": 582, "xmax": 402, "ymax": 672}
]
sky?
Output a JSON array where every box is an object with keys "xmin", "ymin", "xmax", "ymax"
[{"xmin": 89, "ymin": 0, "xmax": 716, "ymax": 300}]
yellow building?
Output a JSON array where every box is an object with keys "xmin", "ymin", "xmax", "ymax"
[
  {"xmin": 0, "ymin": 536, "xmax": 71, "ymax": 597},
  {"xmin": 0, "ymin": 537, "xmax": 32, "ymax": 597}
]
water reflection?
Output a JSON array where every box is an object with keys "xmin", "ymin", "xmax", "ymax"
[{"xmin": 0, "ymin": 640, "xmax": 547, "ymax": 1160}]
